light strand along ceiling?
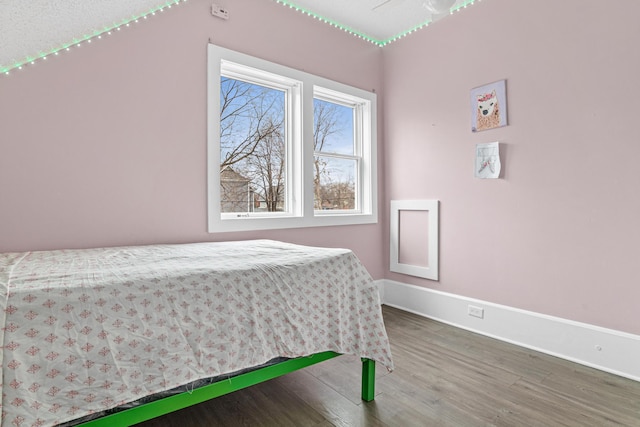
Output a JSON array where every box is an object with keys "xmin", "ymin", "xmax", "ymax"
[
  {"xmin": 0, "ymin": 0, "xmax": 480, "ymax": 76},
  {"xmin": 277, "ymin": 0, "xmax": 480, "ymax": 45},
  {"xmin": 0, "ymin": 0, "xmax": 188, "ymax": 75}
]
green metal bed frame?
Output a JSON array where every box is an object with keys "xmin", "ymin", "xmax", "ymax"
[{"xmin": 76, "ymin": 351, "xmax": 376, "ymax": 426}]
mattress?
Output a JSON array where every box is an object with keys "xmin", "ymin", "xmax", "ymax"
[{"xmin": 0, "ymin": 240, "xmax": 393, "ymax": 426}]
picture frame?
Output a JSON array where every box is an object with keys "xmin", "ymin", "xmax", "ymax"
[
  {"xmin": 390, "ymin": 200, "xmax": 439, "ymax": 281},
  {"xmin": 471, "ymin": 79, "xmax": 507, "ymax": 132}
]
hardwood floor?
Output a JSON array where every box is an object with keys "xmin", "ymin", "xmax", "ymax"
[{"xmin": 136, "ymin": 306, "xmax": 640, "ymax": 426}]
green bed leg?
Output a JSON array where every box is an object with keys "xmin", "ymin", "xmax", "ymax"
[{"xmin": 361, "ymin": 358, "xmax": 376, "ymax": 401}]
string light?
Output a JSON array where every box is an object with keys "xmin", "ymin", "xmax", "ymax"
[
  {"xmin": 274, "ymin": 0, "xmax": 381, "ymax": 46},
  {"xmin": 2, "ymin": 0, "xmax": 480, "ymax": 76},
  {"xmin": 274, "ymin": 0, "xmax": 480, "ymax": 47},
  {"xmin": 1, "ymin": 0, "xmax": 188, "ymax": 76}
]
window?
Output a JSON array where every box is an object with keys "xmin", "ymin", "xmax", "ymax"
[
  {"xmin": 208, "ymin": 45, "xmax": 377, "ymax": 233},
  {"xmin": 218, "ymin": 62, "xmax": 300, "ymax": 218}
]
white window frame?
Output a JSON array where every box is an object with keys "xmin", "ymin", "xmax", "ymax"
[
  {"xmin": 218, "ymin": 61, "xmax": 302, "ymax": 220},
  {"xmin": 313, "ymin": 86, "xmax": 371, "ymax": 216},
  {"xmin": 207, "ymin": 44, "xmax": 377, "ymax": 233}
]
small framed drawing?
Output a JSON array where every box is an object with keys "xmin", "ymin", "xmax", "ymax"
[
  {"xmin": 471, "ymin": 79, "xmax": 507, "ymax": 132},
  {"xmin": 390, "ymin": 200, "xmax": 439, "ymax": 281},
  {"xmin": 475, "ymin": 142, "xmax": 501, "ymax": 179}
]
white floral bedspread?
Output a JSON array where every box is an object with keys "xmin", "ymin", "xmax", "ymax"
[{"xmin": 0, "ymin": 240, "xmax": 393, "ymax": 427}]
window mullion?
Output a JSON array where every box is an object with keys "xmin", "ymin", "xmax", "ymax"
[{"xmin": 302, "ymin": 81, "xmax": 317, "ymax": 218}]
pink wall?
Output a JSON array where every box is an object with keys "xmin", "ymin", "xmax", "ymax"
[
  {"xmin": 0, "ymin": 0, "xmax": 386, "ymax": 276},
  {"xmin": 3, "ymin": 0, "xmax": 639, "ymax": 335},
  {"xmin": 383, "ymin": 0, "xmax": 640, "ymax": 334}
]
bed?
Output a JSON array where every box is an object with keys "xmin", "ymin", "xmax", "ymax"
[{"xmin": 0, "ymin": 239, "xmax": 393, "ymax": 426}]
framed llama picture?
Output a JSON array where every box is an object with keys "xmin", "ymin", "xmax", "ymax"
[{"xmin": 471, "ymin": 80, "xmax": 507, "ymax": 132}]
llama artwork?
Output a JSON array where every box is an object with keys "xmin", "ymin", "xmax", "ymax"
[
  {"xmin": 471, "ymin": 80, "xmax": 507, "ymax": 132},
  {"xmin": 476, "ymin": 90, "xmax": 500, "ymax": 131}
]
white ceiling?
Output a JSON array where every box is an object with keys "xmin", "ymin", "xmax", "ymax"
[
  {"xmin": 0, "ymin": 0, "xmax": 180, "ymax": 73},
  {"xmin": 0, "ymin": 0, "xmax": 477, "ymax": 73},
  {"xmin": 283, "ymin": 0, "xmax": 476, "ymax": 42}
]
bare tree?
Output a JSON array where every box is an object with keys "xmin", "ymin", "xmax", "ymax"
[
  {"xmin": 313, "ymin": 99, "xmax": 342, "ymax": 152},
  {"xmin": 313, "ymin": 100, "xmax": 343, "ymax": 209},
  {"xmin": 312, "ymin": 100, "xmax": 358, "ymax": 210},
  {"xmin": 219, "ymin": 78, "xmax": 355, "ymax": 213},
  {"xmin": 242, "ymin": 122, "xmax": 285, "ymax": 212},
  {"xmin": 220, "ymin": 77, "xmax": 284, "ymax": 169},
  {"xmin": 324, "ymin": 181, "xmax": 356, "ymax": 210},
  {"xmin": 219, "ymin": 77, "xmax": 285, "ymax": 212}
]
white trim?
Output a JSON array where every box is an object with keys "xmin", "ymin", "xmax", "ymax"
[
  {"xmin": 380, "ymin": 279, "xmax": 640, "ymax": 382},
  {"xmin": 390, "ymin": 200, "xmax": 439, "ymax": 280},
  {"xmin": 207, "ymin": 44, "xmax": 377, "ymax": 233}
]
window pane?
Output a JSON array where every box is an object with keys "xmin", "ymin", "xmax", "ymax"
[
  {"xmin": 220, "ymin": 77, "xmax": 287, "ymax": 213},
  {"xmin": 313, "ymin": 98, "xmax": 354, "ymax": 155},
  {"xmin": 314, "ymin": 156, "xmax": 357, "ymax": 211}
]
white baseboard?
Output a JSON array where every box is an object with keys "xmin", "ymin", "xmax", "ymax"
[{"xmin": 375, "ymin": 279, "xmax": 640, "ymax": 382}]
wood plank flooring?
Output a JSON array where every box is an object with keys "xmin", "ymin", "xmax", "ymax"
[{"xmin": 136, "ymin": 306, "xmax": 640, "ymax": 426}]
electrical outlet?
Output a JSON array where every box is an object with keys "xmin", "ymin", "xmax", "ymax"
[
  {"xmin": 211, "ymin": 4, "xmax": 229, "ymax": 20},
  {"xmin": 468, "ymin": 305, "xmax": 484, "ymax": 319}
]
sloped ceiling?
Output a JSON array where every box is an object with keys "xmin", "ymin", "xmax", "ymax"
[
  {"xmin": 278, "ymin": 0, "xmax": 477, "ymax": 42},
  {"xmin": 0, "ymin": 0, "xmax": 187, "ymax": 73},
  {"xmin": 0, "ymin": 0, "xmax": 478, "ymax": 73}
]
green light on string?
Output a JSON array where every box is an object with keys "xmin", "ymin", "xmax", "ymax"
[
  {"xmin": 1, "ymin": 0, "xmax": 188, "ymax": 76},
  {"xmin": 1, "ymin": 0, "xmax": 480, "ymax": 76},
  {"xmin": 274, "ymin": 0, "xmax": 384, "ymax": 47},
  {"xmin": 274, "ymin": 0, "xmax": 480, "ymax": 47}
]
